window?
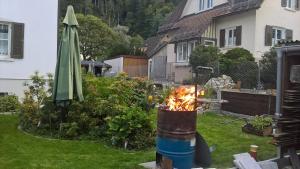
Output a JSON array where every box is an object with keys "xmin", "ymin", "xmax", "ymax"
[
  {"xmin": 199, "ymin": 0, "xmax": 205, "ymax": 11},
  {"xmin": 0, "ymin": 23, "xmax": 11, "ymax": 58},
  {"xmin": 204, "ymin": 40, "xmax": 215, "ymax": 46},
  {"xmin": 199, "ymin": 0, "xmax": 213, "ymax": 11},
  {"xmin": 286, "ymin": 0, "xmax": 296, "ymax": 9},
  {"xmin": 207, "ymin": 0, "xmax": 213, "ymax": 8},
  {"xmin": 225, "ymin": 28, "xmax": 236, "ymax": 47},
  {"xmin": 177, "ymin": 41, "xmax": 197, "ymax": 62},
  {"xmin": 272, "ymin": 28, "xmax": 286, "ymax": 45}
]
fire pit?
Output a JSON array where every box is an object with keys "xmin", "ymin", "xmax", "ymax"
[{"xmin": 156, "ymin": 86, "xmax": 200, "ymax": 169}]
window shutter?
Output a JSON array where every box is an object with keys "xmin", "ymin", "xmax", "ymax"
[
  {"xmin": 265, "ymin": 25, "xmax": 273, "ymax": 46},
  {"xmin": 286, "ymin": 29, "xmax": 293, "ymax": 41},
  {"xmin": 235, "ymin": 26, "xmax": 242, "ymax": 46},
  {"xmin": 11, "ymin": 23, "xmax": 25, "ymax": 59},
  {"xmin": 220, "ymin": 29, "xmax": 225, "ymax": 48},
  {"xmin": 281, "ymin": 0, "xmax": 287, "ymax": 7},
  {"xmin": 174, "ymin": 43, "xmax": 177, "ymax": 53}
]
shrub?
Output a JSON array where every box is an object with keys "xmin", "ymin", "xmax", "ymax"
[
  {"xmin": 249, "ymin": 116, "xmax": 273, "ymax": 131},
  {"xmin": 20, "ymin": 72, "xmax": 156, "ymax": 150},
  {"xmin": 189, "ymin": 45, "xmax": 221, "ymax": 72},
  {"xmin": 106, "ymin": 106, "xmax": 155, "ymax": 150},
  {"xmin": 0, "ymin": 95, "xmax": 19, "ymax": 112},
  {"xmin": 220, "ymin": 48, "xmax": 258, "ymax": 88},
  {"xmin": 223, "ymin": 48, "xmax": 254, "ymax": 62},
  {"xmin": 19, "ymin": 72, "xmax": 53, "ymax": 131}
]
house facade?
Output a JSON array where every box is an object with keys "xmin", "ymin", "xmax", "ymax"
[
  {"xmin": 146, "ymin": 0, "xmax": 300, "ymax": 83},
  {"xmin": 0, "ymin": 0, "xmax": 58, "ymax": 98}
]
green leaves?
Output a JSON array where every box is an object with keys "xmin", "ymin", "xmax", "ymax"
[
  {"xmin": 106, "ymin": 106, "xmax": 155, "ymax": 149},
  {"xmin": 76, "ymin": 14, "xmax": 117, "ymax": 60},
  {"xmin": 0, "ymin": 95, "xmax": 19, "ymax": 113},
  {"xmin": 189, "ymin": 45, "xmax": 221, "ymax": 72},
  {"xmin": 249, "ymin": 116, "xmax": 273, "ymax": 131}
]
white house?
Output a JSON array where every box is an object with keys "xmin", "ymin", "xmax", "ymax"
[
  {"xmin": 0, "ymin": 0, "xmax": 58, "ymax": 98},
  {"xmin": 145, "ymin": 0, "xmax": 300, "ymax": 83}
]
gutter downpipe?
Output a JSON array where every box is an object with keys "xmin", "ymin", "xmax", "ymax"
[
  {"xmin": 275, "ymin": 46, "xmax": 284, "ymax": 159},
  {"xmin": 275, "ymin": 47, "xmax": 283, "ymax": 117}
]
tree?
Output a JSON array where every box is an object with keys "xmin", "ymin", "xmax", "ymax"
[
  {"xmin": 220, "ymin": 48, "xmax": 258, "ymax": 88},
  {"xmin": 260, "ymin": 48, "xmax": 277, "ymax": 89},
  {"xmin": 189, "ymin": 45, "xmax": 221, "ymax": 72},
  {"xmin": 60, "ymin": 0, "xmax": 179, "ymax": 39},
  {"xmin": 76, "ymin": 14, "xmax": 117, "ymax": 60},
  {"xmin": 220, "ymin": 48, "xmax": 255, "ymax": 74}
]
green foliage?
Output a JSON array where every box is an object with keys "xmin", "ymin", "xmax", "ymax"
[
  {"xmin": 220, "ymin": 48, "xmax": 258, "ymax": 88},
  {"xmin": 220, "ymin": 48, "xmax": 255, "ymax": 74},
  {"xmin": 249, "ymin": 116, "xmax": 273, "ymax": 131},
  {"xmin": 20, "ymin": 72, "xmax": 53, "ymax": 132},
  {"xmin": 76, "ymin": 14, "xmax": 117, "ymax": 60},
  {"xmin": 60, "ymin": 122, "xmax": 80, "ymax": 138},
  {"xmin": 223, "ymin": 48, "xmax": 255, "ymax": 61},
  {"xmin": 20, "ymin": 72, "xmax": 155, "ymax": 150},
  {"xmin": 106, "ymin": 106, "xmax": 155, "ymax": 149},
  {"xmin": 60, "ymin": 0, "xmax": 179, "ymax": 38},
  {"xmin": 108, "ymin": 26, "xmax": 145, "ymax": 58},
  {"xmin": 260, "ymin": 48, "xmax": 277, "ymax": 89},
  {"xmin": 0, "ymin": 95, "xmax": 19, "ymax": 113},
  {"xmin": 189, "ymin": 45, "xmax": 221, "ymax": 71}
]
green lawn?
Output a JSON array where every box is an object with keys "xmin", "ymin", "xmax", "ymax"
[{"xmin": 0, "ymin": 113, "xmax": 277, "ymax": 169}]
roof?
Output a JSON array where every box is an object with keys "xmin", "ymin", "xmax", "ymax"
[
  {"xmin": 105, "ymin": 55, "xmax": 148, "ymax": 60},
  {"xmin": 145, "ymin": 0, "xmax": 263, "ymax": 57},
  {"xmin": 81, "ymin": 60, "xmax": 111, "ymax": 68},
  {"xmin": 158, "ymin": 0, "xmax": 188, "ymax": 34},
  {"xmin": 171, "ymin": 3, "xmax": 230, "ymax": 42}
]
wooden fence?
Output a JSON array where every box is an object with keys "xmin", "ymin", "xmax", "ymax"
[{"xmin": 221, "ymin": 90, "xmax": 276, "ymax": 116}]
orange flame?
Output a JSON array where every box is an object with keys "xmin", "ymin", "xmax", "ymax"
[{"xmin": 165, "ymin": 86, "xmax": 200, "ymax": 111}]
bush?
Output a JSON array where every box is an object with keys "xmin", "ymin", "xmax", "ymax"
[
  {"xmin": 106, "ymin": 106, "xmax": 155, "ymax": 150},
  {"xmin": 189, "ymin": 45, "xmax": 221, "ymax": 72},
  {"xmin": 20, "ymin": 72, "xmax": 156, "ymax": 150},
  {"xmin": 19, "ymin": 72, "xmax": 54, "ymax": 132},
  {"xmin": 220, "ymin": 48, "xmax": 258, "ymax": 88},
  {"xmin": 0, "ymin": 95, "xmax": 19, "ymax": 112},
  {"xmin": 249, "ymin": 116, "xmax": 273, "ymax": 131}
]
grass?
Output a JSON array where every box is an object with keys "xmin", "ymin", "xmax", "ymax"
[{"xmin": 0, "ymin": 113, "xmax": 277, "ymax": 169}]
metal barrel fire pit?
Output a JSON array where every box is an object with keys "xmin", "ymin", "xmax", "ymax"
[{"xmin": 156, "ymin": 108, "xmax": 197, "ymax": 169}]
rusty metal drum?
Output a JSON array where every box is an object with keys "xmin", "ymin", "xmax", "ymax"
[{"xmin": 157, "ymin": 108, "xmax": 197, "ymax": 140}]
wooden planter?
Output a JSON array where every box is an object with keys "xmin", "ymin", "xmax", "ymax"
[{"xmin": 242, "ymin": 124, "xmax": 272, "ymax": 137}]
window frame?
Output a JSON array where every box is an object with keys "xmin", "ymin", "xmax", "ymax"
[
  {"xmin": 272, "ymin": 27, "xmax": 286, "ymax": 46},
  {"xmin": 225, "ymin": 27, "xmax": 237, "ymax": 47},
  {"xmin": 177, "ymin": 41, "xmax": 199, "ymax": 63},
  {"xmin": 199, "ymin": 0, "xmax": 213, "ymax": 12},
  {"xmin": 286, "ymin": 0, "xmax": 296, "ymax": 10},
  {"xmin": 199, "ymin": 0, "xmax": 205, "ymax": 11},
  {"xmin": 207, "ymin": 0, "xmax": 213, "ymax": 9},
  {"xmin": 0, "ymin": 22, "xmax": 11, "ymax": 59},
  {"xmin": 204, "ymin": 40, "xmax": 215, "ymax": 46}
]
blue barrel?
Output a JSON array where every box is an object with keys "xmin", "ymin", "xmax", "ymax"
[{"xmin": 157, "ymin": 136, "xmax": 195, "ymax": 169}]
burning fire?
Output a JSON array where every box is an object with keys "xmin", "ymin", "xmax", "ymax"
[{"xmin": 165, "ymin": 86, "xmax": 200, "ymax": 111}]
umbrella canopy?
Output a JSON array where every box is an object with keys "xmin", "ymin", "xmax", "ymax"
[{"xmin": 53, "ymin": 5, "xmax": 84, "ymax": 104}]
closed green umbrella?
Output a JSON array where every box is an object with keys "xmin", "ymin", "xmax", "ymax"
[{"xmin": 53, "ymin": 5, "xmax": 84, "ymax": 109}]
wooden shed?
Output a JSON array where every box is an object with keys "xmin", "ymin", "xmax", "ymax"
[{"xmin": 104, "ymin": 55, "xmax": 148, "ymax": 78}]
